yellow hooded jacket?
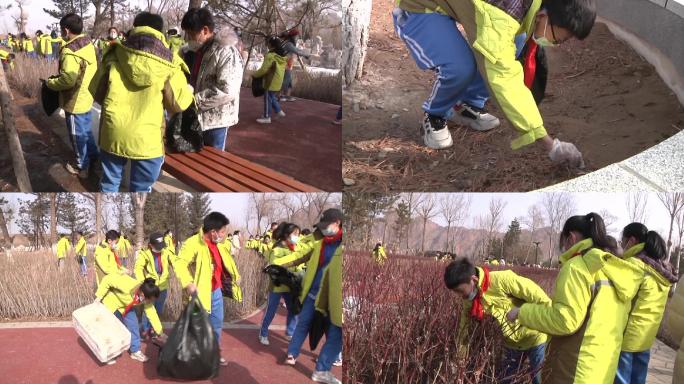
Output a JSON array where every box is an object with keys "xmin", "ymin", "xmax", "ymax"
[
  {"xmin": 94, "ymin": 241, "xmax": 127, "ymax": 286},
  {"xmin": 666, "ymin": 274, "xmax": 684, "ymax": 384},
  {"xmin": 47, "ymin": 34, "xmax": 97, "ymax": 114},
  {"xmin": 56, "ymin": 237, "xmax": 72, "ymax": 259},
  {"xmin": 134, "ymin": 248, "xmax": 173, "ymax": 291},
  {"xmin": 95, "ymin": 273, "xmax": 162, "ymax": 334},
  {"xmin": 518, "ymin": 238, "xmax": 642, "ymax": 384}
]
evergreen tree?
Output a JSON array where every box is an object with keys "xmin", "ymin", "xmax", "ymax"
[
  {"xmin": 185, "ymin": 193, "xmax": 212, "ymax": 235},
  {"xmin": 57, "ymin": 193, "xmax": 89, "ymax": 236}
]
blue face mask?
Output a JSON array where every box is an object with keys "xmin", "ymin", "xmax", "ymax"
[
  {"xmin": 321, "ymin": 225, "xmax": 337, "ymax": 236},
  {"xmin": 533, "ymin": 17, "xmax": 558, "ymax": 47}
]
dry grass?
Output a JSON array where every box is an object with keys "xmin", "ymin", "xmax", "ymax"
[
  {"xmin": 344, "ymin": 251, "xmax": 557, "ymax": 384},
  {"xmin": 243, "ymin": 68, "xmax": 342, "ymax": 105},
  {"xmin": 0, "ymin": 247, "xmax": 269, "ymax": 322},
  {"xmin": 6, "ymin": 54, "xmax": 58, "ymax": 99}
]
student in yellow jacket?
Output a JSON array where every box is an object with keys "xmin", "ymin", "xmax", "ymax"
[
  {"xmin": 615, "ymin": 223, "xmax": 678, "ymax": 384},
  {"xmin": 56, "ymin": 234, "xmax": 72, "ymax": 268},
  {"xmin": 89, "ymin": 12, "xmax": 193, "ymax": 193},
  {"xmin": 166, "ymin": 29, "xmax": 183, "ymax": 55},
  {"xmin": 46, "ymin": 13, "xmax": 100, "ymax": 179},
  {"xmin": 271, "ymin": 208, "xmax": 343, "ymax": 384},
  {"xmin": 392, "ymin": 0, "xmax": 590, "ymax": 169},
  {"xmin": 445, "ymin": 258, "xmax": 550, "ymax": 384},
  {"xmin": 94, "ymin": 274, "xmax": 166, "ymax": 363},
  {"xmin": 173, "ymin": 212, "xmax": 236, "ymax": 367},
  {"xmin": 163, "ymin": 230, "xmax": 175, "ymax": 254},
  {"xmin": 259, "ymin": 235, "xmax": 273, "ymax": 259},
  {"xmin": 134, "ymin": 232, "xmax": 177, "ymax": 340},
  {"xmin": 259, "ymin": 222, "xmax": 305, "ymax": 346},
  {"xmin": 95, "ymin": 230, "xmax": 129, "ymax": 286},
  {"xmin": 218, "ymin": 234, "xmax": 243, "ymax": 303},
  {"xmin": 36, "ymin": 31, "xmax": 53, "ymax": 58},
  {"xmin": 117, "ymin": 234, "xmax": 132, "ymax": 267},
  {"xmin": 667, "ymin": 273, "xmax": 684, "ymax": 384},
  {"xmin": 509, "ymin": 213, "xmax": 642, "ymax": 384},
  {"xmin": 253, "ymin": 37, "xmax": 287, "ymax": 124},
  {"xmin": 75, "ymin": 231, "xmax": 88, "ymax": 276},
  {"xmin": 20, "ymin": 33, "xmax": 35, "ymax": 57},
  {"xmin": 372, "ymin": 242, "xmax": 387, "ymax": 265}
]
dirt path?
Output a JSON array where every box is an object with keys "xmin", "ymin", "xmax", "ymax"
[
  {"xmin": 0, "ymin": 306, "xmax": 341, "ymax": 384},
  {"xmin": 343, "ymin": 0, "xmax": 684, "ymax": 192}
]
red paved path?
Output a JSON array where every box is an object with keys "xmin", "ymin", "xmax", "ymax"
[
  {"xmin": 0, "ymin": 306, "xmax": 341, "ymax": 383},
  {"xmin": 227, "ymin": 89, "xmax": 341, "ymax": 191}
]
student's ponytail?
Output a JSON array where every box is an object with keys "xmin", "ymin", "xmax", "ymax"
[
  {"xmin": 584, "ymin": 212, "xmax": 611, "ymax": 251},
  {"xmin": 644, "ymin": 231, "xmax": 667, "ymax": 260}
]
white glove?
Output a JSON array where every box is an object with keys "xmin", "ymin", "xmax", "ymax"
[
  {"xmin": 187, "ymin": 84, "xmax": 194, "ymax": 94},
  {"xmin": 549, "ymin": 139, "xmax": 585, "ymax": 168}
]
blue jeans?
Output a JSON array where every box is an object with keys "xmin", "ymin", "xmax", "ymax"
[
  {"xmin": 79, "ymin": 256, "xmax": 87, "ymax": 276},
  {"xmin": 260, "ymin": 291, "xmax": 298, "ymax": 338},
  {"xmin": 100, "ymin": 151, "xmax": 164, "ymax": 192},
  {"xmin": 615, "ymin": 350, "xmax": 650, "ymax": 384},
  {"xmin": 336, "ymin": 107, "xmax": 342, "ymax": 121},
  {"xmin": 65, "ymin": 111, "xmax": 99, "ymax": 170},
  {"xmin": 209, "ymin": 288, "xmax": 224, "ymax": 345},
  {"xmin": 141, "ymin": 289, "xmax": 167, "ymax": 334},
  {"xmin": 315, "ymin": 323, "xmax": 342, "ymax": 372},
  {"xmin": 393, "ymin": 10, "xmax": 525, "ymax": 118},
  {"xmin": 203, "ymin": 127, "xmax": 228, "ymax": 150},
  {"xmin": 500, "ymin": 343, "xmax": 546, "ymax": 384},
  {"xmin": 114, "ymin": 310, "xmax": 141, "ymax": 353},
  {"xmin": 263, "ymin": 91, "xmax": 282, "ymax": 118},
  {"xmin": 287, "ymin": 295, "xmax": 316, "ymax": 358}
]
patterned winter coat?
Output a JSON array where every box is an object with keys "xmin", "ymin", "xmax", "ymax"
[{"xmin": 192, "ymin": 29, "xmax": 244, "ymax": 131}]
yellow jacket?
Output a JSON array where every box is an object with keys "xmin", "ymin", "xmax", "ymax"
[
  {"xmin": 666, "ymin": 275, "xmax": 684, "ymax": 384},
  {"xmin": 134, "ymin": 248, "xmax": 172, "ymax": 291},
  {"xmin": 94, "ymin": 241, "xmax": 126, "ymax": 286},
  {"xmin": 621, "ymin": 243, "xmax": 677, "ymax": 352},
  {"xmin": 269, "ymin": 245, "xmax": 305, "ymax": 293},
  {"xmin": 89, "ymin": 27, "xmax": 193, "ymax": 160},
  {"xmin": 75, "ymin": 237, "xmax": 87, "ymax": 257},
  {"xmin": 174, "ymin": 230, "xmax": 242, "ymax": 313},
  {"xmin": 46, "ymin": 34, "xmax": 97, "ymax": 114},
  {"xmin": 259, "ymin": 241, "xmax": 273, "ymax": 259},
  {"xmin": 117, "ymin": 236, "xmax": 131, "ymax": 258},
  {"xmin": 315, "ymin": 246, "xmax": 343, "ymax": 327},
  {"xmin": 22, "ymin": 38, "xmax": 34, "ymax": 53},
  {"xmin": 372, "ymin": 246, "xmax": 387, "ymax": 265},
  {"xmin": 95, "ymin": 273, "xmax": 162, "ymax": 334},
  {"xmin": 462, "ymin": 267, "xmax": 550, "ymax": 350},
  {"xmin": 168, "ymin": 35, "xmax": 184, "ymax": 55},
  {"xmin": 56, "ymin": 237, "xmax": 72, "ymax": 259},
  {"xmin": 218, "ymin": 239, "xmax": 242, "ymax": 303},
  {"xmin": 164, "ymin": 234, "xmax": 175, "ymax": 254},
  {"xmin": 273, "ymin": 232, "xmax": 343, "ymax": 326},
  {"xmin": 39, "ymin": 35, "xmax": 53, "ymax": 56},
  {"xmin": 518, "ymin": 239, "xmax": 642, "ymax": 384}
]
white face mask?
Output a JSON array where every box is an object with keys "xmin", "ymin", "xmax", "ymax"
[
  {"xmin": 109, "ymin": 32, "xmax": 118, "ymax": 40},
  {"xmin": 289, "ymin": 235, "xmax": 300, "ymax": 244},
  {"xmin": 187, "ymin": 39, "xmax": 204, "ymax": 52},
  {"xmin": 211, "ymin": 233, "xmax": 224, "ymax": 244},
  {"xmin": 467, "ymin": 287, "xmax": 478, "ymax": 301},
  {"xmin": 110, "ymin": 241, "xmax": 118, "ymax": 249},
  {"xmin": 533, "ymin": 17, "xmax": 558, "ymax": 47},
  {"xmin": 321, "ymin": 224, "xmax": 338, "ymax": 236}
]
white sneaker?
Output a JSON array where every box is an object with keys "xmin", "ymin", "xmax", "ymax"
[
  {"xmin": 259, "ymin": 336, "xmax": 270, "ymax": 345},
  {"xmin": 257, "ymin": 117, "xmax": 272, "ymax": 124},
  {"xmin": 449, "ymin": 104, "xmax": 500, "ymax": 131},
  {"xmin": 129, "ymin": 351, "xmax": 149, "ymax": 362},
  {"xmin": 277, "ymin": 111, "xmax": 286, "ymax": 117},
  {"xmin": 421, "ymin": 114, "xmax": 453, "ymax": 149},
  {"xmin": 311, "ymin": 370, "xmax": 342, "ymax": 384},
  {"xmin": 333, "ymin": 359, "xmax": 342, "ymax": 367},
  {"xmin": 285, "ymin": 355, "xmax": 296, "ymax": 365},
  {"xmin": 65, "ymin": 162, "xmax": 89, "ymax": 179},
  {"xmin": 106, "ymin": 359, "xmax": 116, "ymax": 365},
  {"xmin": 285, "ymin": 334, "xmax": 293, "ymax": 341}
]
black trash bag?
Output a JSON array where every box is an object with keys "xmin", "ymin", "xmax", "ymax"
[
  {"xmin": 157, "ymin": 295, "xmax": 219, "ymax": 380},
  {"xmin": 41, "ymin": 81, "xmax": 59, "ymax": 116},
  {"xmin": 262, "ymin": 264, "xmax": 303, "ymax": 314},
  {"xmin": 251, "ymin": 76, "xmax": 265, "ymax": 97},
  {"xmin": 165, "ymin": 107, "xmax": 203, "ymax": 153},
  {"xmin": 517, "ymin": 40, "xmax": 548, "ymax": 105},
  {"xmin": 221, "ymin": 269, "xmax": 234, "ymax": 299},
  {"xmin": 308, "ymin": 309, "xmax": 330, "ymax": 350}
]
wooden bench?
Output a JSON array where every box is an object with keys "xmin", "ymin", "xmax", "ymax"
[{"xmin": 163, "ymin": 146, "xmax": 321, "ymax": 192}]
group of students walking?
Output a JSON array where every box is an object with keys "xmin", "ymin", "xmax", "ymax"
[
  {"xmin": 56, "ymin": 208, "xmax": 344, "ymax": 383},
  {"xmin": 443, "ymin": 212, "xmax": 683, "ymax": 384}
]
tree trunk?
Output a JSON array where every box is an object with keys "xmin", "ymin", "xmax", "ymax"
[
  {"xmin": 666, "ymin": 216, "xmax": 675, "ymax": 262},
  {"xmin": 188, "ymin": 0, "xmax": 202, "ymax": 10},
  {"xmin": 50, "ymin": 194, "xmax": 57, "ymax": 244},
  {"xmin": 445, "ymin": 222, "xmax": 452, "ymax": 254},
  {"xmin": 342, "ymin": 0, "xmax": 372, "ymax": 87},
  {"xmin": 0, "ymin": 209, "xmax": 10, "ymax": 245},
  {"xmin": 421, "ymin": 217, "xmax": 427, "ymax": 254},
  {"xmin": 134, "ymin": 193, "xmax": 147, "ymax": 251},
  {"xmin": 95, "ymin": 194, "xmax": 102, "ymax": 243}
]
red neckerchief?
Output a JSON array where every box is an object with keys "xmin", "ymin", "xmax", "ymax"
[
  {"xmin": 152, "ymin": 251, "xmax": 163, "ymax": 274},
  {"xmin": 523, "ymin": 38, "xmax": 538, "ymax": 89},
  {"xmin": 319, "ymin": 229, "xmax": 343, "ymax": 266},
  {"xmin": 112, "ymin": 249, "xmax": 121, "ymax": 268},
  {"xmin": 470, "ymin": 267, "xmax": 491, "ymax": 321},
  {"xmin": 287, "ymin": 242, "xmax": 296, "ymax": 251},
  {"xmin": 205, "ymin": 238, "xmax": 223, "ymax": 291},
  {"xmin": 571, "ymin": 251, "xmax": 583, "ymax": 259},
  {"xmin": 190, "ymin": 45, "xmax": 206, "ymax": 87},
  {"xmin": 123, "ymin": 288, "xmax": 141, "ymax": 317}
]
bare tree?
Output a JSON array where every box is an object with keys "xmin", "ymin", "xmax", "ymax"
[
  {"xmin": 0, "ymin": 196, "xmax": 12, "ymax": 246},
  {"xmin": 415, "ymin": 194, "xmax": 438, "ymax": 254},
  {"xmin": 657, "ymin": 193, "xmax": 684, "ymax": 262},
  {"xmin": 11, "ymin": 0, "xmax": 29, "ymax": 33},
  {"xmin": 83, "ymin": 193, "xmax": 104, "ymax": 242},
  {"xmin": 132, "ymin": 193, "xmax": 147, "ymax": 250},
  {"xmin": 49, "ymin": 194, "xmax": 57, "ymax": 244},
  {"xmin": 483, "ymin": 198, "xmax": 507, "ymax": 258},
  {"xmin": 541, "ymin": 193, "xmax": 576, "ymax": 265},
  {"xmin": 626, "ymin": 192, "xmax": 649, "ymax": 223},
  {"xmin": 674, "ymin": 209, "xmax": 684, "ymax": 279},
  {"xmin": 599, "ymin": 209, "xmax": 619, "ymax": 235},
  {"xmin": 250, "ymin": 193, "xmax": 276, "ymax": 235},
  {"xmin": 439, "ymin": 194, "xmax": 470, "ymax": 254}
]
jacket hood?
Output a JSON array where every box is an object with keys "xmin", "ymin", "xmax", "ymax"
[
  {"xmin": 63, "ymin": 34, "xmax": 96, "ymax": 65},
  {"xmin": 213, "ymin": 28, "xmax": 239, "ymax": 48},
  {"xmin": 624, "ymin": 243, "xmax": 678, "ymax": 285},
  {"xmin": 268, "ymin": 51, "xmax": 288, "ymax": 65},
  {"xmin": 112, "ymin": 26, "xmax": 176, "ymax": 87}
]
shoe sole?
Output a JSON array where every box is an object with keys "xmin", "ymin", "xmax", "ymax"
[{"xmin": 448, "ymin": 114, "xmax": 499, "ymax": 132}]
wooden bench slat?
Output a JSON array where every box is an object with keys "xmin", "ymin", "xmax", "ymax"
[
  {"xmin": 190, "ymin": 150, "xmax": 300, "ymax": 192},
  {"xmin": 163, "ymin": 155, "xmax": 236, "ymax": 192},
  {"xmin": 182, "ymin": 151, "xmax": 282, "ymax": 192},
  {"xmin": 204, "ymin": 147, "xmax": 321, "ymax": 192}
]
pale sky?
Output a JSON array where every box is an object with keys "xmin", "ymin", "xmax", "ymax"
[{"xmin": 418, "ymin": 193, "xmax": 674, "ymax": 238}]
